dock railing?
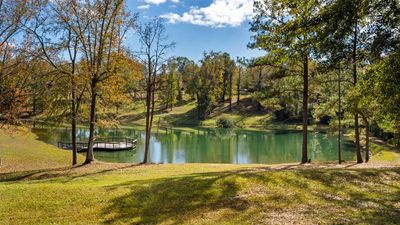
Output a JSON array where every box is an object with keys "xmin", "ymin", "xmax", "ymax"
[{"xmin": 57, "ymin": 137, "xmax": 137, "ymax": 151}]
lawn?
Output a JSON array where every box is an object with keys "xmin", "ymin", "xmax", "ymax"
[{"xmin": 0, "ymin": 128, "xmax": 400, "ymax": 224}]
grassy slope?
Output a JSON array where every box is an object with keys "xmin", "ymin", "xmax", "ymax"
[
  {"xmin": 0, "ymin": 127, "xmax": 85, "ymax": 173},
  {"xmin": 1, "ymin": 128, "xmax": 400, "ymax": 224},
  {"xmin": 118, "ymin": 97, "xmax": 287, "ymax": 129}
]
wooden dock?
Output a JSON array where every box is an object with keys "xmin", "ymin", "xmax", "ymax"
[{"xmin": 57, "ymin": 137, "xmax": 137, "ymax": 152}]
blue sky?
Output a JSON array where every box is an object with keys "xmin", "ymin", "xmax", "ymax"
[{"xmin": 126, "ymin": 0, "xmax": 264, "ymax": 62}]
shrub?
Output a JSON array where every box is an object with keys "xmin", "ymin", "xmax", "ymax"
[{"xmin": 216, "ymin": 117, "xmax": 234, "ymax": 128}]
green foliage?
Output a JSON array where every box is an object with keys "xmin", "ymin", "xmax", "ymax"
[
  {"xmin": 357, "ymin": 48, "xmax": 400, "ymax": 146},
  {"xmin": 195, "ymin": 52, "xmax": 237, "ymax": 119},
  {"xmin": 216, "ymin": 117, "xmax": 234, "ymax": 128},
  {"xmin": 161, "ymin": 60, "xmax": 179, "ymax": 110}
]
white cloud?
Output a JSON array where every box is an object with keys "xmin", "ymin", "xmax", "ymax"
[
  {"xmin": 161, "ymin": 0, "xmax": 254, "ymax": 28},
  {"xmin": 138, "ymin": 4, "xmax": 150, "ymax": 10},
  {"xmin": 144, "ymin": 0, "xmax": 179, "ymax": 5}
]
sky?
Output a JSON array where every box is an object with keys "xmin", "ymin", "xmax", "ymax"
[{"xmin": 126, "ymin": 0, "xmax": 264, "ymax": 62}]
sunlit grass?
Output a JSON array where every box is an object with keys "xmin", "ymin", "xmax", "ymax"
[
  {"xmin": 0, "ymin": 126, "xmax": 85, "ymax": 173},
  {"xmin": 0, "ymin": 128, "xmax": 399, "ymax": 224}
]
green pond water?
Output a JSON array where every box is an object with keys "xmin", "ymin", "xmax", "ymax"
[{"xmin": 32, "ymin": 127, "xmax": 355, "ymax": 164}]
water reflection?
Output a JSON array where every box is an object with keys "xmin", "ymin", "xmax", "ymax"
[{"xmin": 32, "ymin": 126, "xmax": 355, "ymax": 164}]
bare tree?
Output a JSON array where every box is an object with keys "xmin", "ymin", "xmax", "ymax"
[{"xmin": 136, "ymin": 18, "xmax": 174, "ymax": 164}]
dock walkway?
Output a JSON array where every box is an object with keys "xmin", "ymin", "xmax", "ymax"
[{"xmin": 57, "ymin": 137, "xmax": 137, "ymax": 152}]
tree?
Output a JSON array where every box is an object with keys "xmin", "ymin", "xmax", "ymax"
[
  {"xmin": 0, "ymin": 0, "xmax": 40, "ymax": 123},
  {"xmin": 136, "ymin": 18, "xmax": 174, "ymax": 164},
  {"xmin": 28, "ymin": 0, "xmax": 87, "ymax": 165},
  {"xmin": 236, "ymin": 57, "xmax": 247, "ymax": 108},
  {"xmin": 251, "ymin": 0, "xmax": 321, "ymax": 163},
  {"xmin": 67, "ymin": 0, "xmax": 135, "ymax": 164},
  {"xmin": 161, "ymin": 59, "xmax": 178, "ymax": 110},
  {"xmin": 316, "ymin": 0, "xmax": 400, "ymax": 163}
]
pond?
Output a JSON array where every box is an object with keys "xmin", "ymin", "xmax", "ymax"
[{"xmin": 32, "ymin": 126, "xmax": 355, "ymax": 164}]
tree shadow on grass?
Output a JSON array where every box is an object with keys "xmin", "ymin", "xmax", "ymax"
[
  {"xmin": 289, "ymin": 169, "xmax": 400, "ymax": 224},
  {"xmin": 102, "ymin": 171, "xmax": 250, "ymax": 224},
  {"xmin": 0, "ymin": 163, "xmax": 138, "ymax": 183},
  {"xmin": 101, "ymin": 168, "xmax": 400, "ymax": 224},
  {"xmin": 162, "ymin": 107, "xmax": 201, "ymax": 126}
]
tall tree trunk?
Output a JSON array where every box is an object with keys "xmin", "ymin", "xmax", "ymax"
[
  {"xmin": 353, "ymin": 17, "xmax": 363, "ymax": 163},
  {"xmin": 229, "ymin": 72, "xmax": 233, "ymax": 111},
  {"xmin": 301, "ymin": 53, "xmax": 309, "ymax": 164},
  {"xmin": 237, "ymin": 67, "xmax": 241, "ymax": 108},
  {"xmin": 221, "ymin": 77, "xmax": 226, "ymax": 103},
  {"xmin": 150, "ymin": 79, "xmax": 156, "ymax": 131},
  {"xmin": 32, "ymin": 95, "xmax": 36, "ymax": 114},
  {"xmin": 196, "ymin": 92, "xmax": 201, "ymax": 120},
  {"xmin": 71, "ymin": 81, "xmax": 77, "ymax": 166},
  {"xmin": 86, "ymin": 80, "xmax": 97, "ymax": 164},
  {"xmin": 337, "ymin": 65, "xmax": 342, "ymax": 164},
  {"xmin": 257, "ymin": 66, "xmax": 262, "ymax": 111},
  {"xmin": 360, "ymin": 113, "xmax": 370, "ymax": 162},
  {"xmin": 177, "ymin": 77, "xmax": 182, "ymax": 103},
  {"xmin": 145, "ymin": 75, "xmax": 157, "ymax": 163},
  {"xmin": 143, "ymin": 75, "xmax": 151, "ymax": 164}
]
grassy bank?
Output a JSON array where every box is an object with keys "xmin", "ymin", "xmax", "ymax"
[
  {"xmin": 118, "ymin": 97, "xmax": 293, "ymax": 130},
  {"xmin": 1, "ymin": 128, "xmax": 400, "ymax": 224},
  {"xmin": 0, "ymin": 127, "xmax": 85, "ymax": 173}
]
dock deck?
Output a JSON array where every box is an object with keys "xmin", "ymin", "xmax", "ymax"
[{"xmin": 57, "ymin": 138, "xmax": 137, "ymax": 152}]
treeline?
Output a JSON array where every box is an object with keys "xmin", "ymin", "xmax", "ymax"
[
  {"xmin": 0, "ymin": 0, "xmax": 142, "ymax": 164},
  {"xmin": 0, "ymin": 0, "xmax": 399, "ymax": 165},
  {"xmin": 249, "ymin": 0, "xmax": 400, "ymax": 163}
]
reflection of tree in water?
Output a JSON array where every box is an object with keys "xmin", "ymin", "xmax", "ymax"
[
  {"xmin": 32, "ymin": 127, "xmax": 356, "ymax": 164},
  {"xmin": 311, "ymin": 132, "xmax": 322, "ymax": 153}
]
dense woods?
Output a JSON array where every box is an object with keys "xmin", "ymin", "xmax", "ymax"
[{"xmin": 0, "ymin": 0, "xmax": 399, "ymax": 165}]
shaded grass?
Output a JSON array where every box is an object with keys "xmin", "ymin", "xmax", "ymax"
[
  {"xmin": 1, "ymin": 128, "xmax": 400, "ymax": 224},
  {"xmin": 1, "ymin": 164, "xmax": 399, "ymax": 224}
]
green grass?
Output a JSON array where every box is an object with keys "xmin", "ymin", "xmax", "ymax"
[
  {"xmin": 1, "ymin": 128, "xmax": 400, "ymax": 224},
  {"xmin": 119, "ymin": 96, "xmax": 298, "ymax": 130},
  {"xmin": 1, "ymin": 164, "xmax": 400, "ymax": 224},
  {"xmin": 0, "ymin": 126, "xmax": 85, "ymax": 173},
  {"xmin": 371, "ymin": 142, "xmax": 400, "ymax": 162}
]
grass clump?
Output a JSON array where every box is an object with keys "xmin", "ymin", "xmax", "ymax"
[{"xmin": 216, "ymin": 117, "xmax": 234, "ymax": 128}]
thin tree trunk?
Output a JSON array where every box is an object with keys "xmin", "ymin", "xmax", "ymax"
[
  {"xmin": 196, "ymin": 92, "xmax": 201, "ymax": 120},
  {"xmin": 337, "ymin": 65, "xmax": 342, "ymax": 164},
  {"xmin": 360, "ymin": 113, "xmax": 370, "ymax": 162},
  {"xmin": 353, "ymin": 17, "xmax": 363, "ymax": 163},
  {"xmin": 301, "ymin": 53, "xmax": 309, "ymax": 164},
  {"xmin": 177, "ymin": 77, "xmax": 182, "ymax": 102},
  {"xmin": 221, "ymin": 78, "xmax": 226, "ymax": 103},
  {"xmin": 150, "ymin": 80, "xmax": 156, "ymax": 131},
  {"xmin": 257, "ymin": 66, "xmax": 262, "ymax": 111},
  {"xmin": 145, "ymin": 75, "xmax": 157, "ymax": 163},
  {"xmin": 143, "ymin": 75, "xmax": 151, "ymax": 164},
  {"xmin": 71, "ymin": 81, "xmax": 77, "ymax": 165},
  {"xmin": 86, "ymin": 80, "xmax": 97, "ymax": 164},
  {"xmin": 229, "ymin": 72, "xmax": 233, "ymax": 111},
  {"xmin": 237, "ymin": 67, "xmax": 241, "ymax": 108}
]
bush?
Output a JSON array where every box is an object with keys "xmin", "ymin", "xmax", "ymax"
[{"xmin": 216, "ymin": 117, "xmax": 234, "ymax": 128}]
